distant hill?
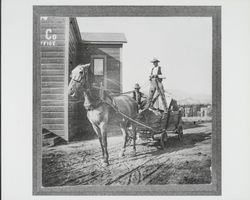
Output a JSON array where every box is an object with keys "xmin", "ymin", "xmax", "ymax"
[
  {"xmin": 177, "ymin": 97, "xmax": 211, "ymax": 105},
  {"xmin": 168, "ymin": 89, "xmax": 212, "ymax": 105},
  {"xmin": 140, "ymin": 88, "xmax": 212, "ymax": 105}
]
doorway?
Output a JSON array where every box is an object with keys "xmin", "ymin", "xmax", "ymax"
[{"xmin": 91, "ymin": 55, "xmax": 106, "ymax": 88}]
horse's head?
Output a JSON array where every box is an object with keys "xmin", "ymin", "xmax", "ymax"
[{"xmin": 68, "ymin": 63, "xmax": 90, "ymax": 98}]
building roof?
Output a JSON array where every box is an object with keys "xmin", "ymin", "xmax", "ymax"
[{"xmin": 81, "ymin": 32, "xmax": 127, "ymax": 44}]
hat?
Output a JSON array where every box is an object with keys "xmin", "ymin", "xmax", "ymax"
[
  {"xmin": 150, "ymin": 58, "xmax": 160, "ymax": 63},
  {"xmin": 134, "ymin": 83, "xmax": 140, "ymax": 89}
]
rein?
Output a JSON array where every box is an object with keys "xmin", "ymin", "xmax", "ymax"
[
  {"xmin": 103, "ymin": 100, "xmax": 162, "ymax": 133},
  {"xmin": 92, "ymin": 85, "xmax": 134, "ymax": 96}
]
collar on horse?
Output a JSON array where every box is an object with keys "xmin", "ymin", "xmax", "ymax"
[
  {"xmin": 84, "ymin": 100, "xmax": 103, "ymax": 111},
  {"xmin": 84, "ymin": 90, "xmax": 118, "ymax": 112},
  {"xmin": 83, "ymin": 87, "xmax": 109, "ymax": 111},
  {"xmin": 71, "ymin": 74, "xmax": 117, "ymax": 111}
]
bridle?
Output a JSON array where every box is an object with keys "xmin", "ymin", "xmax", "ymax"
[
  {"xmin": 71, "ymin": 69, "xmax": 87, "ymax": 85},
  {"xmin": 70, "ymin": 69, "xmax": 90, "ymax": 97},
  {"xmin": 72, "ymin": 78, "xmax": 82, "ymax": 83},
  {"xmin": 71, "ymin": 73, "xmax": 102, "ymax": 110}
]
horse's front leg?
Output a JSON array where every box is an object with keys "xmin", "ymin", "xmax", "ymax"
[
  {"xmin": 119, "ymin": 122, "xmax": 128, "ymax": 157},
  {"xmin": 99, "ymin": 122, "xmax": 109, "ymax": 166},
  {"xmin": 91, "ymin": 123, "xmax": 105, "ymax": 158}
]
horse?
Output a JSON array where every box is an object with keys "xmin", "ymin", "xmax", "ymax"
[{"xmin": 68, "ymin": 64, "xmax": 138, "ymax": 166}]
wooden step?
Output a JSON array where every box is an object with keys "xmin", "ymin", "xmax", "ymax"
[
  {"xmin": 42, "ymin": 129, "xmax": 67, "ymax": 147},
  {"xmin": 43, "ymin": 135, "xmax": 67, "ymax": 147}
]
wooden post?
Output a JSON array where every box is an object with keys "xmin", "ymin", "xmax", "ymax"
[{"xmin": 64, "ymin": 18, "xmax": 69, "ymax": 141}]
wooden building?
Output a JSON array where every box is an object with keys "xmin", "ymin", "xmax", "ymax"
[{"xmin": 40, "ymin": 17, "xmax": 127, "ymax": 141}]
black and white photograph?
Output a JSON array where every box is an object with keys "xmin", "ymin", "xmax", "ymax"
[
  {"xmin": 3, "ymin": 1, "xmax": 250, "ymax": 199},
  {"xmin": 32, "ymin": 6, "xmax": 221, "ymax": 195}
]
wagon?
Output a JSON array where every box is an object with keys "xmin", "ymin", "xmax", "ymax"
[{"xmin": 127, "ymin": 101, "xmax": 183, "ymax": 149}]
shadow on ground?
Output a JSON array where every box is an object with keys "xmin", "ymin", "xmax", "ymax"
[{"xmin": 137, "ymin": 131, "xmax": 211, "ymax": 157}]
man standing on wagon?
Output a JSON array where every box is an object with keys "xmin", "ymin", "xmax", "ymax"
[{"xmin": 144, "ymin": 58, "xmax": 168, "ymax": 113}]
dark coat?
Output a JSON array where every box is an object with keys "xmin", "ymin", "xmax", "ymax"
[{"xmin": 132, "ymin": 91, "xmax": 143, "ymax": 105}]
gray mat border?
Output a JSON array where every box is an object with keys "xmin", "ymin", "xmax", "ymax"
[{"xmin": 33, "ymin": 6, "xmax": 221, "ymax": 196}]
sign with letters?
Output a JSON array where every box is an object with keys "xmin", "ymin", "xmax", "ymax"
[
  {"xmin": 40, "ymin": 17, "xmax": 58, "ymax": 46},
  {"xmin": 41, "ymin": 28, "xmax": 57, "ymax": 46}
]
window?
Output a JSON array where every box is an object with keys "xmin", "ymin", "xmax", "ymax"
[{"xmin": 93, "ymin": 58, "xmax": 104, "ymax": 75}]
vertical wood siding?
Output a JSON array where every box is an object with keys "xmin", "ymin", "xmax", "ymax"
[{"xmin": 40, "ymin": 17, "xmax": 68, "ymax": 140}]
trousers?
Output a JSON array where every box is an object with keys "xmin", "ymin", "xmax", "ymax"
[{"xmin": 145, "ymin": 78, "xmax": 168, "ymax": 112}]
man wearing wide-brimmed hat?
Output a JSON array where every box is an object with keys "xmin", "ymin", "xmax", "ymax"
[
  {"xmin": 144, "ymin": 58, "xmax": 168, "ymax": 113},
  {"xmin": 132, "ymin": 83, "xmax": 146, "ymax": 110}
]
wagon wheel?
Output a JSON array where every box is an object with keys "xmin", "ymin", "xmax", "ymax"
[
  {"xmin": 177, "ymin": 125, "xmax": 183, "ymax": 141},
  {"xmin": 160, "ymin": 131, "xmax": 168, "ymax": 149}
]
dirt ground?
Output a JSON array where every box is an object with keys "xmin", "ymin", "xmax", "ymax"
[{"xmin": 42, "ymin": 122, "xmax": 212, "ymax": 186}]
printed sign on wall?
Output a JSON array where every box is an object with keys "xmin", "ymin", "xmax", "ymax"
[{"xmin": 40, "ymin": 17, "xmax": 58, "ymax": 46}]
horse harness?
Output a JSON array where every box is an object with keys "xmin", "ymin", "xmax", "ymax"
[{"xmin": 71, "ymin": 76, "xmax": 163, "ymax": 132}]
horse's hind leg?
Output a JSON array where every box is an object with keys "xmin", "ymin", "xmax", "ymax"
[
  {"xmin": 100, "ymin": 122, "xmax": 109, "ymax": 166},
  {"xmin": 131, "ymin": 124, "xmax": 137, "ymax": 157},
  {"xmin": 119, "ymin": 122, "xmax": 128, "ymax": 157}
]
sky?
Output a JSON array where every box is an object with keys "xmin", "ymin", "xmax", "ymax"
[{"xmin": 77, "ymin": 17, "xmax": 212, "ymax": 96}]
